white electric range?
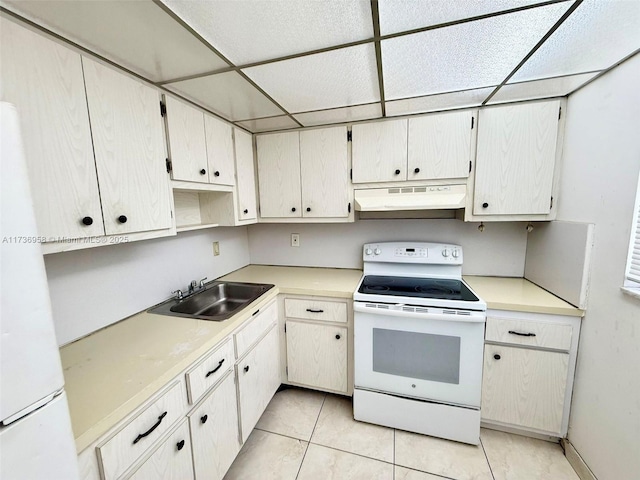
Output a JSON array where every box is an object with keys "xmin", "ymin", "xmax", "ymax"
[{"xmin": 353, "ymin": 242, "xmax": 486, "ymax": 445}]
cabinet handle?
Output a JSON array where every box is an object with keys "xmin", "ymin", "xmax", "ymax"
[
  {"xmin": 200, "ymin": 414, "xmax": 208, "ymax": 424},
  {"xmin": 244, "ymin": 365, "xmax": 250, "ymax": 373},
  {"xmin": 176, "ymin": 440, "xmax": 185, "ymax": 451},
  {"xmin": 214, "ymin": 171, "xmax": 220, "ymax": 177},
  {"xmin": 493, "ymin": 354, "xmax": 501, "ymax": 360},
  {"xmin": 291, "ymin": 207, "xmax": 296, "ymax": 212},
  {"xmin": 394, "ymin": 169, "xmax": 401, "ymax": 175},
  {"xmin": 508, "ymin": 330, "xmax": 536, "ymax": 337},
  {"xmin": 306, "ymin": 207, "xmax": 311, "ymax": 212},
  {"xmin": 81, "ymin": 216, "xmax": 93, "ymax": 226},
  {"xmin": 414, "ymin": 167, "xmax": 420, "ymax": 174},
  {"xmin": 205, "ymin": 359, "xmax": 225, "ymax": 377},
  {"xmin": 306, "ymin": 308, "xmax": 324, "ymax": 313},
  {"xmin": 133, "ymin": 411, "xmax": 167, "ymax": 444},
  {"xmin": 335, "ymin": 334, "xmax": 341, "ymax": 340},
  {"xmin": 244, "ymin": 209, "xmax": 249, "ymax": 214},
  {"xmin": 200, "ymin": 169, "xmax": 206, "ymax": 175},
  {"xmin": 482, "ymin": 202, "xmax": 489, "ymax": 208},
  {"xmin": 118, "ymin": 215, "xmax": 128, "ymax": 224}
]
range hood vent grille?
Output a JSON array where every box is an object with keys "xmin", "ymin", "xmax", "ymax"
[{"xmin": 354, "ymin": 184, "xmax": 467, "ymax": 212}]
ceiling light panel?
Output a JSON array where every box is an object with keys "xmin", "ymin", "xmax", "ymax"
[
  {"xmin": 512, "ymin": 0, "xmax": 640, "ymax": 82},
  {"xmin": 2, "ymin": 0, "xmax": 228, "ymax": 82},
  {"xmin": 488, "ymin": 72, "xmax": 599, "ymax": 104},
  {"xmin": 160, "ymin": 0, "xmax": 373, "ymax": 65},
  {"xmin": 166, "ymin": 72, "xmax": 284, "ymax": 121},
  {"xmin": 378, "ymin": 0, "xmax": 550, "ymax": 35},
  {"xmin": 386, "ymin": 87, "xmax": 495, "ymax": 116},
  {"xmin": 381, "ymin": 2, "xmax": 570, "ymax": 100},
  {"xmin": 236, "ymin": 116, "xmax": 300, "ymax": 133},
  {"xmin": 294, "ymin": 104, "xmax": 382, "ymax": 127},
  {"xmin": 243, "ymin": 44, "xmax": 380, "ymax": 113}
]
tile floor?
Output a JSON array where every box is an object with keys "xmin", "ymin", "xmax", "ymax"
[{"xmin": 224, "ymin": 388, "xmax": 580, "ymax": 480}]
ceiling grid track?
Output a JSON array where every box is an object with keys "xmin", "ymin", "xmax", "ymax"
[{"xmin": 371, "ymin": 0, "xmax": 386, "ymax": 117}]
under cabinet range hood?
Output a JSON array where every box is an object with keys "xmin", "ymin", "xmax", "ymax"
[{"xmin": 354, "ymin": 184, "xmax": 467, "ymax": 211}]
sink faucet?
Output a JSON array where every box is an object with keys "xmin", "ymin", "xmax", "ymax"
[
  {"xmin": 188, "ymin": 280, "xmax": 198, "ymax": 294},
  {"xmin": 172, "ymin": 289, "xmax": 184, "ymax": 300}
]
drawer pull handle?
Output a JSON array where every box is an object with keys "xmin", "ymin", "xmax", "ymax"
[
  {"xmin": 306, "ymin": 308, "xmax": 324, "ymax": 313},
  {"xmin": 244, "ymin": 365, "xmax": 250, "ymax": 373},
  {"xmin": 176, "ymin": 440, "xmax": 185, "ymax": 451},
  {"xmin": 201, "ymin": 414, "xmax": 208, "ymax": 424},
  {"xmin": 252, "ymin": 309, "xmax": 260, "ymax": 316},
  {"xmin": 494, "ymin": 354, "xmax": 501, "ymax": 360},
  {"xmin": 133, "ymin": 411, "xmax": 167, "ymax": 444},
  {"xmin": 205, "ymin": 359, "xmax": 225, "ymax": 378},
  {"xmin": 335, "ymin": 334, "xmax": 341, "ymax": 340},
  {"xmin": 508, "ymin": 330, "xmax": 536, "ymax": 337}
]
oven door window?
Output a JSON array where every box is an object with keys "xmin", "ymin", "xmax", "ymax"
[{"xmin": 372, "ymin": 328, "xmax": 460, "ymax": 384}]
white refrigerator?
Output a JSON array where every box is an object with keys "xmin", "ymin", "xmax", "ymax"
[{"xmin": 0, "ymin": 102, "xmax": 79, "ymax": 479}]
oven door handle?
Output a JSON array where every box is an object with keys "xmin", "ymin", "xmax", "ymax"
[{"xmin": 353, "ymin": 302, "xmax": 486, "ymax": 323}]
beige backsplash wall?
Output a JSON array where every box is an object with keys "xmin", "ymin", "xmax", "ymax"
[
  {"xmin": 44, "ymin": 227, "xmax": 250, "ymax": 346},
  {"xmin": 247, "ymin": 219, "xmax": 528, "ymax": 276}
]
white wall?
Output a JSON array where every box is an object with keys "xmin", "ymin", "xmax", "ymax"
[
  {"xmin": 558, "ymin": 55, "xmax": 640, "ymax": 480},
  {"xmin": 44, "ymin": 227, "xmax": 250, "ymax": 346},
  {"xmin": 248, "ymin": 219, "xmax": 528, "ymax": 276}
]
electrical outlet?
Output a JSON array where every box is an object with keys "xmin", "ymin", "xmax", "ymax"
[
  {"xmin": 291, "ymin": 233, "xmax": 300, "ymax": 247},
  {"xmin": 213, "ymin": 241, "xmax": 220, "ymax": 256}
]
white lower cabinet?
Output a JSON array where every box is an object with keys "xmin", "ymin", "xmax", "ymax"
[
  {"xmin": 189, "ymin": 371, "xmax": 240, "ymax": 480},
  {"xmin": 127, "ymin": 420, "xmax": 193, "ymax": 480},
  {"xmin": 236, "ymin": 325, "xmax": 281, "ymax": 443}
]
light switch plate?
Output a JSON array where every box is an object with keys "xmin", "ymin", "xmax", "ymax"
[{"xmin": 213, "ymin": 241, "xmax": 220, "ymax": 256}]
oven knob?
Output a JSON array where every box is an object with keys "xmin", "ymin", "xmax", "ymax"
[
  {"xmin": 365, "ymin": 248, "xmax": 373, "ymax": 256},
  {"xmin": 452, "ymin": 249, "xmax": 459, "ymax": 258},
  {"xmin": 442, "ymin": 249, "xmax": 450, "ymax": 257},
  {"xmin": 374, "ymin": 248, "xmax": 381, "ymax": 255}
]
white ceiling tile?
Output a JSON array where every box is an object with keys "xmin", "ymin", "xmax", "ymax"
[
  {"xmin": 294, "ymin": 104, "xmax": 382, "ymax": 127},
  {"xmin": 512, "ymin": 0, "xmax": 640, "ymax": 82},
  {"xmin": 381, "ymin": 2, "xmax": 571, "ymax": 100},
  {"xmin": 165, "ymin": 71, "xmax": 285, "ymax": 121},
  {"xmin": 378, "ymin": 0, "xmax": 548, "ymax": 35},
  {"xmin": 386, "ymin": 87, "xmax": 496, "ymax": 116},
  {"xmin": 2, "ymin": 0, "xmax": 228, "ymax": 82},
  {"xmin": 488, "ymin": 72, "xmax": 599, "ymax": 104},
  {"xmin": 236, "ymin": 116, "xmax": 299, "ymax": 133},
  {"xmin": 243, "ymin": 44, "xmax": 380, "ymax": 113},
  {"xmin": 160, "ymin": 0, "xmax": 373, "ymax": 65}
]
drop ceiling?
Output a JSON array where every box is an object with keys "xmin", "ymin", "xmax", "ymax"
[{"xmin": 2, "ymin": 0, "xmax": 639, "ymax": 133}]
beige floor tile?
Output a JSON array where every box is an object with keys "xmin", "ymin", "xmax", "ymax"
[
  {"xmin": 395, "ymin": 465, "xmax": 452, "ymax": 480},
  {"xmin": 255, "ymin": 388, "xmax": 326, "ymax": 440},
  {"xmin": 223, "ymin": 429, "xmax": 307, "ymax": 480},
  {"xmin": 297, "ymin": 444, "xmax": 394, "ymax": 480},
  {"xmin": 310, "ymin": 394, "xmax": 394, "ymax": 462},
  {"xmin": 395, "ymin": 430, "xmax": 493, "ymax": 480},
  {"xmin": 481, "ymin": 428, "xmax": 579, "ymax": 480}
]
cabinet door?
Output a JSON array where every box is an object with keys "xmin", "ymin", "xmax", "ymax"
[
  {"xmin": 286, "ymin": 321, "xmax": 347, "ymax": 393},
  {"xmin": 300, "ymin": 126, "xmax": 350, "ymax": 218},
  {"xmin": 352, "ymin": 119, "xmax": 407, "ymax": 183},
  {"xmin": 482, "ymin": 345, "xmax": 568, "ymax": 434},
  {"xmin": 0, "ymin": 18, "xmax": 104, "ymax": 239},
  {"xmin": 408, "ymin": 110, "xmax": 473, "ymax": 181},
  {"xmin": 234, "ymin": 128, "xmax": 258, "ymax": 221},
  {"xmin": 165, "ymin": 96, "xmax": 208, "ymax": 183},
  {"xmin": 205, "ymin": 114, "xmax": 235, "ymax": 186},
  {"xmin": 256, "ymin": 132, "xmax": 301, "ymax": 218},
  {"xmin": 474, "ymin": 101, "xmax": 560, "ymax": 215},
  {"xmin": 189, "ymin": 372, "xmax": 240, "ymax": 480},
  {"xmin": 237, "ymin": 325, "xmax": 280, "ymax": 442},
  {"xmin": 82, "ymin": 58, "xmax": 172, "ymax": 235},
  {"xmin": 127, "ymin": 420, "xmax": 193, "ymax": 480}
]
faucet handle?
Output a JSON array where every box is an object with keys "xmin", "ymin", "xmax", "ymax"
[
  {"xmin": 199, "ymin": 277, "xmax": 208, "ymax": 288},
  {"xmin": 172, "ymin": 289, "xmax": 184, "ymax": 300}
]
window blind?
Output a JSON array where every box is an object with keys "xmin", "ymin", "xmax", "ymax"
[{"xmin": 626, "ymin": 175, "xmax": 640, "ymax": 284}]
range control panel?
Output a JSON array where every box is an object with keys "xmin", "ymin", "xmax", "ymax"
[{"xmin": 363, "ymin": 242, "xmax": 463, "ymax": 265}]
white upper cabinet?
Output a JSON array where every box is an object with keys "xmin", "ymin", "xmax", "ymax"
[
  {"xmin": 82, "ymin": 57, "xmax": 172, "ymax": 235},
  {"xmin": 234, "ymin": 128, "xmax": 258, "ymax": 222},
  {"xmin": 0, "ymin": 18, "xmax": 104, "ymax": 239},
  {"xmin": 204, "ymin": 115, "xmax": 235, "ymax": 186},
  {"xmin": 408, "ymin": 110, "xmax": 474, "ymax": 181},
  {"xmin": 165, "ymin": 97, "xmax": 208, "ymax": 183},
  {"xmin": 256, "ymin": 131, "xmax": 302, "ymax": 218},
  {"xmin": 300, "ymin": 126, "xmax": 350, "ymax": 218},
  {"xmin": 352, "ymin": 119, "xmax": 408, "ymax": 183},
  {"xmin": 473, "ymin": 100, "xmax": 561, "ymax": 216}
]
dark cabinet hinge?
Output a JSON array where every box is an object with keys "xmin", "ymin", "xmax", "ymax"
[
  {"xmin": 165, "ymin": 158, "xmax": 172, "ymax": 173},
  {"xmin": 348, "ymin": 202, "xmax": 351, "ymax": 213},
  {"xmin": 347, "ymin": 130, "xmax": 352, "ymax": 142},
  {"xmin": 160, "ymin": 101, "xmax": 167, "ymax": 117},
  {"xmin": 284, "ymin": 324, "xmax": 287, "ymax": 333},
  {"xmin": 350, "ymin": 168, "xmax": 352, "ymax": 180},
  {"xmin": 469, "ymin": 161, "xmax": 472, "ymax": 173},
  {"xmin": 285, "ymin": 366, "xmax": 288, "ymax": 375},
  {"xmin": 471, "ymin": 116, "xmax": 474, "ymax": 129},
  {"xmin": 550, "ymin": 196, "xmax": 554, "ymax": 209},
  {"xmin": 558, "ymin": 107, "xmax": 561, "ymax": 120}
]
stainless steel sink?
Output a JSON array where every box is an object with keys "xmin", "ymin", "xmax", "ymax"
[{"xmin": 148, "ymin": 281, "xmax": 274, "ymax": 321}]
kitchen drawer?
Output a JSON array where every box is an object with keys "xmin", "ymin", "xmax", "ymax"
[
  {"xmin": 234, "ymin": 299, "xmax": 277, "ymax": 359},
  {"xmin": 485, "ymin": 316, "xmax": 572, "ymax": 351},
  {"xmin": 126, "ymin": 419, "xmax": 193, "ymax": 480},
  {"xmin": 185, "ymin": 338, "xmax": 234, "ymax": 404},
  {"xmin": 97, "ymin": 381, "xmax": 185, "ymax": 480},
  {"xmin": 284, "ymin": 298, "xmax": 347, "ymax": 323}
]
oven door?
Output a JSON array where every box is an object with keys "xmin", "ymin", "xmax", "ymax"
[{"xmin": 354, "ymin": 302, "xmax": 485, "ymax": 408}]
